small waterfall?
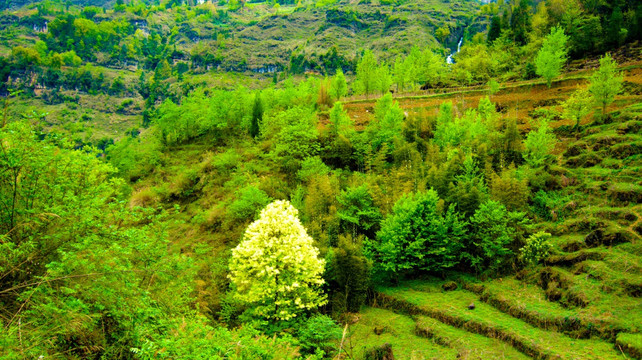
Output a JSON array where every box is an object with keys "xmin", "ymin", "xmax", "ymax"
[{"xmin": 446, "ymin": 37, "xmax": 463, "ymax": 65}]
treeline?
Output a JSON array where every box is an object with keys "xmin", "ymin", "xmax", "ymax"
[{"xmin": 485, "ymin": 0, "xmax": 642, "ymax": 58}]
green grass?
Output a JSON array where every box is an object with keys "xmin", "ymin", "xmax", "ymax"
[
  {"xmin": 616, "ymin": 333, "xmax": 642, "ymax": 359},
  {"xmin": 378, "ymin": 281, "xmax": 627, "ymax": 359},
  {"xmin": 345, "ymin": 307, "xmax": 457, "ymax": 360},
  {"xmin": 415, "ymin": 315, "xmax": 531, "ymax": 360}
]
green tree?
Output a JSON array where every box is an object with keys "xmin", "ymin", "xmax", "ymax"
[
  {"xmin": 393, "ymin": 55, "xmax": 409, "ymax": 92},
  {"xmin": 154, "ymin": 58, "xmax": 172, "ymax": 81},
  {"xmin": 228, "ymin": 200, "xmax": 327, "ymax": 321},
  {"xmin": 562, "ymin": 87, "xmax": 593, "ymax": 131},
  {"xmin": 0, "ymin": 120, "xmax": 194, "ymax": 358},
  {"xmin": 465, "ymin": 200, "xmax": 529, "ymax": 273},
  {"xmin": 375, "ymin": 62, "xmax": 393, "ymax": 95},
  {"xmin": 328, "ymin": 102, "xmax": 354, "ymax": 138},
  {"xmin": 589, "ymin": 53, "xmax": 623, "ymax": 116},
  {"xmin": 510, "ymin": 0, "xmax": 533, "ymax": 46},
  {"xmin": 250, "ymin": 91, "xmax": 263, "ymax": 138},
  {"xmin": 12, "ymin": 46, "xmax": 41, "ymax": 67},
  {"xmin": 365, "ymin": 93, "xmax": 404, "ymax": 155},
  {"xmin": 297, "ymin": 315, "xmax": 343, "ymax": 355},
  {"xmin": 272, "ymin": 113, "xmax": 320, "ymax": 173},
  {"xmin": 446, "ymin": 156, "xmax": 489, "ymax": 216},
  {"xmin": 367, "ymin": 190, "xmax": 467, "ymax": 279},
  {"xmin": 426, "ymin": 50, "xmax": 447, "ymax": 87},
  {"xmin": 325, "ymin": 235, "xmax": 370, "ymax": 313},
  {"xmin": 524, "ymin": 119, "xmax": 556, "ymax": 168},
  {"xmin": 487, "ymin": 15, "xmax": 502, "ymax": 43},
  {"xmin": 329, "ymin": 68, "xmax": 347, "ymax": 100},
  {"xmin": 355, "ymin": 49, "xmax": 378, "ymax": 98},
  {"xmin": 435, "ymin": 26, "xmax": 450, "ymax": 43},
  {"xmin": 228, "ymin": 186, "xmax": 272, "ymax": 222},
  {"xmin": 535, "ymin": 26, "xmax": 569, "ymax": 88},
  {"xmin": 336, "ymin": 184, "xmax": 382, "ymax": 238},
  {"xmin": 487, "ymin": 79, "xmax": 500, "ymax": 97},
  {"xmin": 490, "ymin": 167, "xmax": 530, "ymax": 211},
  {"xmin": 61, "ymin": 50, "xmax": 83, "ymax": 66},
  {"xmin": 324, "ymin": 102, "xmax": 356, "ymax": 168}
]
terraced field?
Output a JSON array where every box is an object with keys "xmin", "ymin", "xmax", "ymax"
[{"xmin": 344, "ymin": 65, "xmax": 642, "ymax": 360}]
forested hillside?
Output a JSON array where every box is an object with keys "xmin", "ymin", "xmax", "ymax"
[{"xmin": 1, "ymin": 0, "xmax": 641, "ymax": 358}]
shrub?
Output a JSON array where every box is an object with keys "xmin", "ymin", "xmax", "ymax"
[
  {"xmin": 520, "ymin": 231, "xmax": 553, "ymax": 266},
  {"xmin": 531, "ymin": 190, "xmax": 572, "ymax": 221},
  {"xmin": 297, "ymin": 314, "xmax": 343, "ymax": 355},
  {"xmin": 228, "ymin": 186, "xmax": 272, "ymax": 222}
]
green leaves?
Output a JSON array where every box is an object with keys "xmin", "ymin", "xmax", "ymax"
[
  {"xmin": 465, "ymin": 200, "xmax": 529, "ymax": 274},
  {"xmin": 589, "ymin": 53, "xmax": 623, "ymax": 115},
  {"xmin": 155, "ymin": 88, "xmax": 251, "ymax": 145},
  {"xmin": 562, "ymin": 87, "xmax": 594, "ymax": 130},
  {"xmin": 355, "ymin": 49, "xmax": 378, "ymax": 97},
  {"xmin": 365, "ymin": 93, "xmax": 404, "ymax": 155},
  {"xmin": 524, "ymin": 119, "xmax": 557, "ymax": 168},
  {"xmin": 329, "ymin": 68, "xmax": 347, "ymax": 100},
  {"xmin": 520, "ymin": 231, "xmax": 553, "ymax": 266},
  {"xmin": 336, "ymin": 184, "xmax": 382, "ymax": 239},
  {"xmin": 0, "ymin": 120, "xmax": 197, "ymax": 358},
  {"xmin": 535, "ymin": 26, "xmax": 569, "ymax": 88},
  {"xmin": 367, "ymin": 189, "xmax": 467, "ymax": 279}
]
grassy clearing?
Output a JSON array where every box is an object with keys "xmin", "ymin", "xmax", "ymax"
[{"xmin": 344, "ymin": 307, "xmax": 457, "ymax": 360}]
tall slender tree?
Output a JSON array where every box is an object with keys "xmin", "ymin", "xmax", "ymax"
[
  {"xmin": 589, "ymin": 54, "xmax": 623, "ymax": 116},
  {"xmin": 535, "ymin": 26, "xmax": 569, "ymax": 88},
  {"xmin": 355, "ymin": 50, "xmax": 378, "ymax": 98}
]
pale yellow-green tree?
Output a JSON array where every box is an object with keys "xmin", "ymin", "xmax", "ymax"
[
  {"xmin": 562, "ymin": 87, "xmax": 593, "ymax": 131},
  {"xmin": 228, "ymin": 200, "xmax": 326, "ymax": 321}
]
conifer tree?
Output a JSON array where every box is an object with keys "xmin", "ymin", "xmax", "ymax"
[{"xmin": 250, "ymin": 91, "xmax": 263, "ymax": 138}]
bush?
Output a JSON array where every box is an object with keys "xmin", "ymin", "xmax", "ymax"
[
  {"xmin": 228, "ymin": 186, "xmax": 272, "ymax": 222},
  {"xmin": 520, "ymin": 231, "xmax": 553, "ymax": 266},
  {"xmin": 297, "ymin": 314, "xmax": 343, "ymax": 355},
  {"xmin": 531, "ymin": 190, "xmax": 572, "ymax": 221}
]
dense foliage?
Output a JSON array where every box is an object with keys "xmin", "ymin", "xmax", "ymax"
[{"xmin": 1, "ymin": 0, "xmax": 640, "ymax": 358}]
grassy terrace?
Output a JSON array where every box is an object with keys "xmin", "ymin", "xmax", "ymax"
[
  {"xmin": 372, "ymin": 281, "xmax": 627, "ymax": 359},
  {"xmin": 344, "ymin": 307, "xmax": 458, "ymax": 359}
]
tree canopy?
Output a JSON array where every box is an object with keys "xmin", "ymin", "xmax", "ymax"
[{"xmin": 228, "ymin": 200, "xmax": 327, "ymax": 321}]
